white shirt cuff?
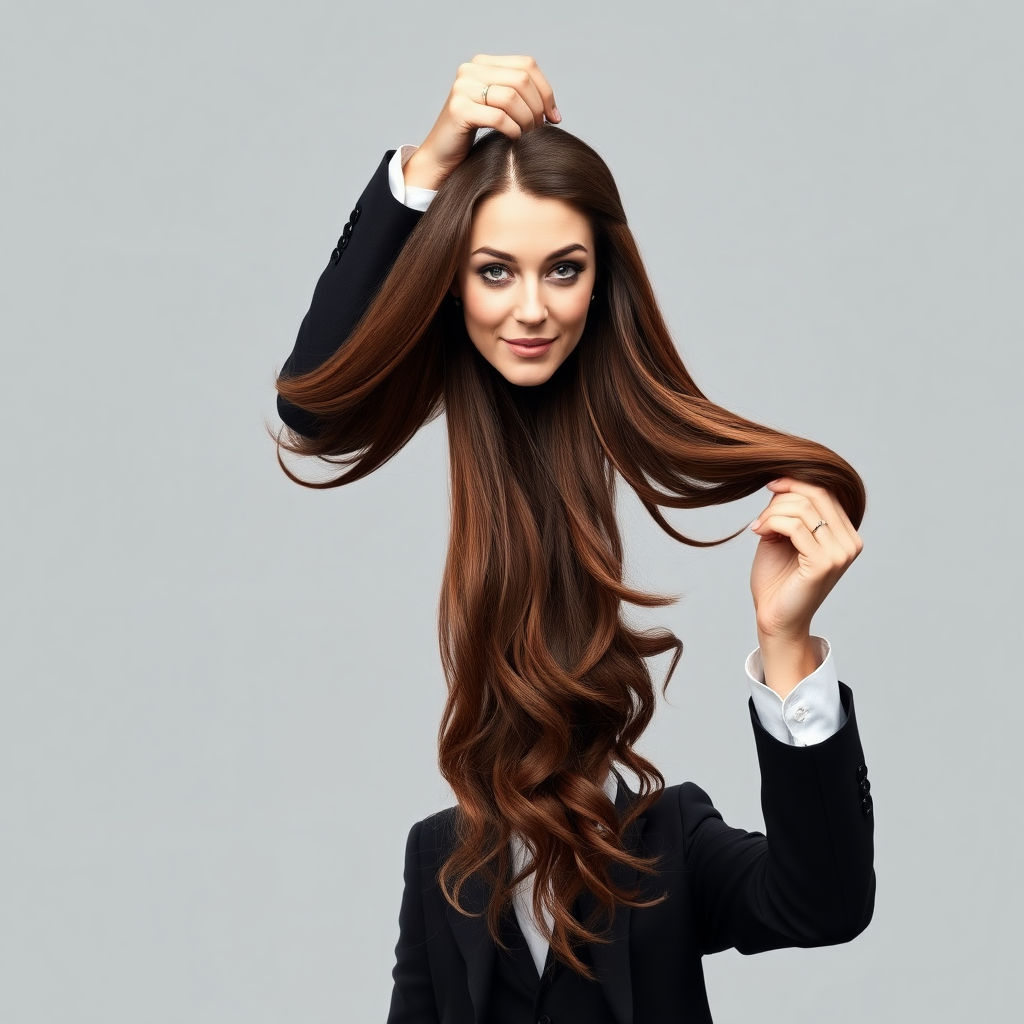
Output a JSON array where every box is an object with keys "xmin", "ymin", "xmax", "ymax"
[
  {"xmin": 387, "ymin": 145, "xmax": 437, "ymax": 212},
  {"xmin": 745, "ymin": 637, "xmax": 847, "ymax": 746}
]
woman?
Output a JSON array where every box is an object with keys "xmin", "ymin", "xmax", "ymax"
[{"xmin": 276, "ymin": 56, "xmax": 873, "ymax": 1023}]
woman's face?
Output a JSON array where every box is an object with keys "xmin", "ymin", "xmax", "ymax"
[{"xmin": 454, "ymin": 190, "xmax": 597, "ymax": 387}]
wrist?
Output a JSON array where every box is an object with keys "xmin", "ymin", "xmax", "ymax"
[
  {"xmin": 756, "ymin": 631, "xmax": 820, "ymax": 699},
  {"xmin": 403, "ymin": 147, "xmax": 449, "ymax": 192}
]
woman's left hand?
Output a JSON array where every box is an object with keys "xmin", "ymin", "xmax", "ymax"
[{"xmin": 749, "ymin": 478, "xmax": 863, "ymax": 693}]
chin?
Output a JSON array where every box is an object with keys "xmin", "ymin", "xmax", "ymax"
[
  {"xmin": 492, "ymin": 359, "xmax": 563, "ymax": 387},
  {"xmin": 502, "ymin": 368, "xmax": 558, "ymax": 387},
  {"xmin": 487, "ymin": 343, "xmax": 581, "ymax": 387}
]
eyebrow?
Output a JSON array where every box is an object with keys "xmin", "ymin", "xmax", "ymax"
[{"xmin": 469, "ymin": 244, "xmax": 589, "ymax": 262}]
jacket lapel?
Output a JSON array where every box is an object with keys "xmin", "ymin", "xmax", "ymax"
[
  {"xmin": 446, "ymin": 871, "xmax": 496, "ymax": 1022},
  {"xmin": 586, "ymin": 781, "xmax": 646, "ymax": 1024}
]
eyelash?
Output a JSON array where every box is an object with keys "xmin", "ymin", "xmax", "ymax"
[{"xmin": 477, "ymin": 262, "xmax": 585, "ymax": 286}]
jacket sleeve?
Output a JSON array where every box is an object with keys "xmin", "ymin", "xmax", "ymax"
[
  {"xmin": 386, "ymin": 820, "xmax": 441, "ymax": 1024},
  {"xmin": 277, "ymin": 151, "xmax": 424, "ymax": 437},
  {"xmin": 681, "ymin": 682, "xmax": 875, "ymax": 955}
]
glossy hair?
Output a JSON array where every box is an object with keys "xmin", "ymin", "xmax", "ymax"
[{"xmin": 277, "ymin": 126, "xmax": 865, "ymax": 974}]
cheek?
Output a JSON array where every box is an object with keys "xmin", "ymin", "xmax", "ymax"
[
  {"xmin": 463, "ymin": 290, "xmax": 507, "ymax": 331},
  {"xmin": 556, "ymin": 289, "xmax": 594, "ymax": 336}
]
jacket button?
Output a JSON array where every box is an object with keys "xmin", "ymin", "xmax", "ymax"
[
  {"xmin": 330, "ymin": 248, "xmax": 340, "ymax": 264},
  {"xmin": 341, "ymin": 221, "xmax": 353, "ymax": 239},
  {"xmin": 860, "ymin": 778, "xmax": 871, "ymax": 795},
  {"xmin": 350, "ymin": 205, "xmax": 361, "ymax": 223},
  {"xmin": 862, "ymin": 794, "xmax": 873, "ymax": 816},
  {"xmin": 339, "ymin": 235, "xmax": 350, "ymax": 251},
  {"xmin": 856, "ymin": 764, "xmax": 868, "ymax": 782}
]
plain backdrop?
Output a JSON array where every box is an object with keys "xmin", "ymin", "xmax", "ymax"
[{"xmin": 2, "ymin": 1, "xmax": 1021, "ymax": 1021}]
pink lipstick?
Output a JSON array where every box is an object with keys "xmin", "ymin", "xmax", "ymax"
[{"xmin": 503, "ymin": 338, "xmax": 555, "ymax": 358}]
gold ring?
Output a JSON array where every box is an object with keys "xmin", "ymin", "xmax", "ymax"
[{"xmin": 482, "ymin": 84, "xmax": 490, "ymax": 105}]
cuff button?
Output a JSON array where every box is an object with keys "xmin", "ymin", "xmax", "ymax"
[
  {"xmin": 856, "ymin": 764, "xmax": 868, "ymax": 782},
  {"xmin": 862, "ymin": 794, "xmax": 873, "ymax": 816}
]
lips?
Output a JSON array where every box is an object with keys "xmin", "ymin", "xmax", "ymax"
[{"xmin": 503, "ymin": 337, "xmax": 555, "ymax": 358}]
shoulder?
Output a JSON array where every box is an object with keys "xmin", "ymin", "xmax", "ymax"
[
  {"xmin": 642, "ymin": 781, "xmax": 726, "ymax": 840},
  {"xmin": 404, "ymin": 805, "xmax": 460, "ymax": 869}
]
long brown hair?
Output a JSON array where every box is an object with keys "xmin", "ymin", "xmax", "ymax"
[{"xmin": 277, "ymin": 126, "xmax": 865, "ymax": 973}]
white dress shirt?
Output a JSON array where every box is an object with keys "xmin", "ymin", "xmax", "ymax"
[{"xmin": 386, "ymin": 144, "xmax": 848, "ymax": 974}]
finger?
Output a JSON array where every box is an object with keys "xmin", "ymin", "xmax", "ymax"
[
  {"xmin": 754, "ymin": 494, "xmax": 836, "ymax": 539},
  {"xmin": 480, "ymin": 65, "xmax": 546, "ymax": 126},
  {"xmin": 451, "ymin": 87, "xmax": 533, "ymax": 139},
  {"xmin": 751, "ymin": 514, "xmax": 832, "ymax": 570},
  {"xmin": 756, "ymin": 493, "xmax": 855, "ymax": 565},
  {"xmin": 458, "ymin": 65, "xmax": 545, "ymax": 128},
  {"xmin": 449, "ymin": 93, "xmax": 525, "ymax": 139},
  {"xmin": 765, "ymin": 479, "xmax": 862, "ymax": 556},
  {"xmin": 765, "ymin": 478, "xmax": 855, "ymax": 534},
  {"xmin": 471, "ymin": 54, "xmax": 559, "ymax": 122},
  {"xmin": 469, "ymin": 81, "xmax": 539, "ymax": 134},
  {"xmin": 753, "ymin": 495, "xmax": 851, "ymax": 562}
]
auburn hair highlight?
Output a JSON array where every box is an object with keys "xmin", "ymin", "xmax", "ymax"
[{"xmin": 277, "ymin": 127, "xmax": 865, "ymax": 974}]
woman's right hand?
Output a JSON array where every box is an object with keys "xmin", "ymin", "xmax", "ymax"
[{"xmin": 403, "ymin": 55, "xmax": 560, "ymax": 192}]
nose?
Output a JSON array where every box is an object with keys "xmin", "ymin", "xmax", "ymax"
[{"xmin": 513, "ymin": 279, "xmax": 547, "ymax": 325}]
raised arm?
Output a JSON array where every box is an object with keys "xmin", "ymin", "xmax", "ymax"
[
  {"xmin": 679, "ymin": 684, "xmax": 875, "ymax": 955},
  {"xmin": 683, "ymin": 477, "xmax": 872, "ymax": 951},
  {"xmin": 277, "ymin": 157, "xmax": 423, "ymax": 436}
]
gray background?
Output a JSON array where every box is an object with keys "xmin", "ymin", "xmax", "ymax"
[{"xmin": 2, "ymin": 1, "xmax": 1021, "ymax": 1020}]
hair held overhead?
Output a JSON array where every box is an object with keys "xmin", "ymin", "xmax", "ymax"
[{"xmin": 276, "ymin": 126, "xmax": 865, "ymax": 975}]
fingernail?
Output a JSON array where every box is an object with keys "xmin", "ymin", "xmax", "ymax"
[
  {"xmin": 750, "ymin": 519, "xmax": 761, "ymax": 530},
  {"xmin": 551, "ymin": 106, "xmax": 562, "ymax": 122}
]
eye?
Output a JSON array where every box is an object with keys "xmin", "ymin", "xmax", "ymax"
[
  {"xmin": 478, "ymin": 264, "xmax": 512, "ymax": 285},
  {"xmin": 549, "ymin": 261, "xmax": 583, "ymax": 283}
]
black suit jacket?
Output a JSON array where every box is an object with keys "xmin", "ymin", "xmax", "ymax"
[
  {"xmin": 280, "ymin": 155, "xmax": 875, "ymax": 1023},
  {"xmin": 389, "ymin": 687, "xmax": 873, "ymax": 1024}
]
